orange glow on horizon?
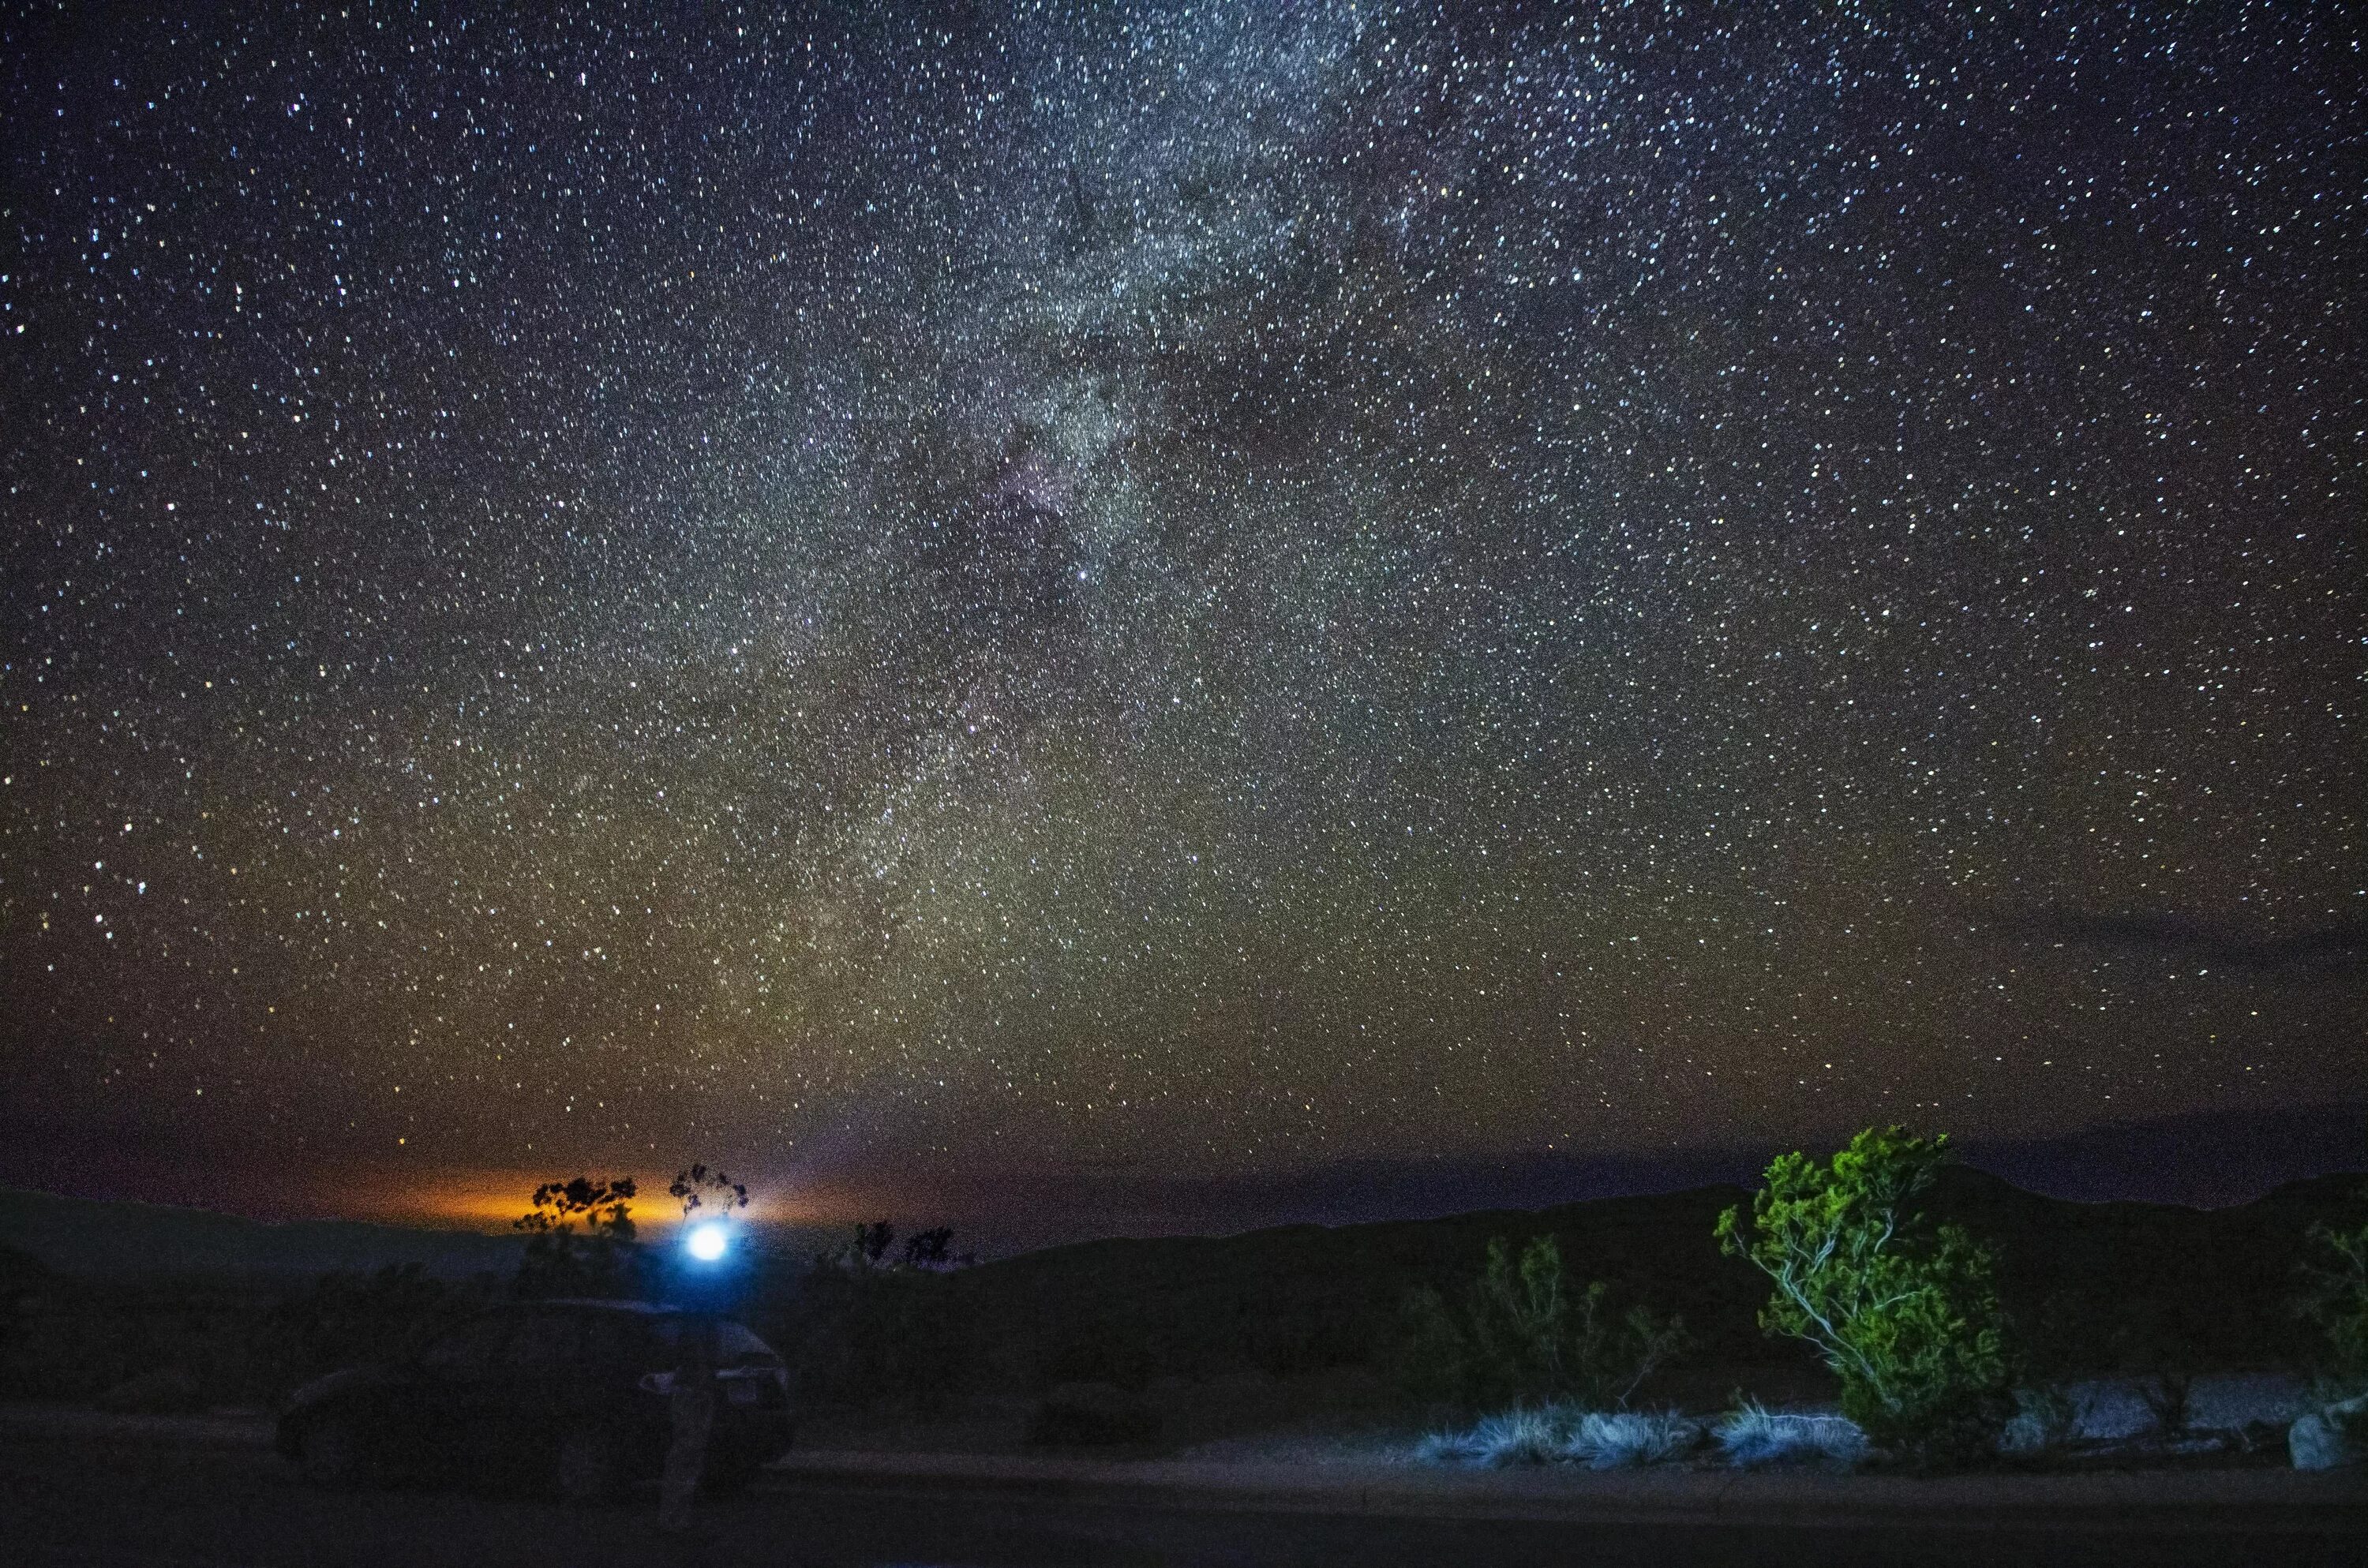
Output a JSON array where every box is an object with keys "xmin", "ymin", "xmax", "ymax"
[{"xmin": 339, "ymin": 1167, "xmax": 882, "ymax": 1234}]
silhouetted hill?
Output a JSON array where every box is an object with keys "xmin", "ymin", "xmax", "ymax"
[
  {"xmin": 0, "ymin": 1188, "xmax": 526, "ymax": 1282},
  {"xmin": 9, "ymin": 1166, "xmax": 2363, "ymax": 1393},
  {"xmin": 938, "ymin": 1167, "xmax": 2368, "ymax": 1385}
]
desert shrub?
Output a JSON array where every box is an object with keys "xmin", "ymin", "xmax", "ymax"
[
  {"xmin": 1396, "ymin": 1234, "xmax": 1685, "ymax": 1412},
  {"xmin": 1716, "ymin": 1126, "xmax": 2013, "ymax": 1462},
  {"xmin": 1714, "ymin": 1401, "xmax": 1868, "ymax": 1469},
  {"xmin": 1414, "ymin": 1402, "xmax": 1583, "ymax": 1467},
  {"xmin": 2296, "ymin": 1198, "xmax": 2368, "ymax": 1390},
  {"xmin": 1414, "ymin": 1404, "xmax": 1702, "ymax": 1469},
  {"xmin": 1572, "ymin": 1409, "xmax": 1703, "ymax": 1469},
  {"xmin": 1471, "ymin": 1404, "xmax": 1574, "ymax": 1465}
]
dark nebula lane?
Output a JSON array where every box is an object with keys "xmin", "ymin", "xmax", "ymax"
[{"xmin": 2, "ymin": 2, "xmax": 2360, "ymax": 1234}]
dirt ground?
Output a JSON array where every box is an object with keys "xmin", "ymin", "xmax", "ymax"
[{"xmin": 3, "ymin": 1415, "xmax": 2362, "ymax": 1568}]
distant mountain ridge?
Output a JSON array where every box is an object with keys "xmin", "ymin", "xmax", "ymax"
[
  {"xmin": 0, "ymin": 1187, "xmax": 530, "ymax": 1280},
  {"xmin": 935, "ymin": 1166, "xmax": 2368, "ymax": 1380},
  {"xmin": 9, "ymin": 1166, "xmax": 2365, "ymax": 1383}
]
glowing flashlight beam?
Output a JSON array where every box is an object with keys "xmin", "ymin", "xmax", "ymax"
[{"xmin": 685, "ymin": 1221, "xmax": 729, "ymax": 1262}]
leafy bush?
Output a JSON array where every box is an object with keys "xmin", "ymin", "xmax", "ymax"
[
  {"xmin": 1396, "ymin": 1233, "xmax": 1685, "ymax": 1412},
  {"xmin": 2297, "ymin": 1197, "xmax": 2368, "ymax": 1390},
  {"xmin": 1716, "ymin": 1126, "xmax": 2013, "ymax": 1461},
  {"xmin": 1714, "ymin": 1401, "xmax": 1868, "ymax": 1469}
]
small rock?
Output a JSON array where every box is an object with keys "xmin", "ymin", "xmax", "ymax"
[
  {"xmin": 2289, "ymin": 1393, "xmax": 2368, "ymax": 1472},
  {"xmin": 1026, "ymin": 1380, "xmax": 1159, "ymax": 1447}
]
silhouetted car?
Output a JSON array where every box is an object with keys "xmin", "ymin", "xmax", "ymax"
[{"xmin": 276, "ymin": 1299, "xmax": 794, "ymax": 1501}]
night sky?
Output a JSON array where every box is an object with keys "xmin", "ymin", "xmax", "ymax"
[{"xmin": 4, "ymin": 2, "xmax": 2361, "ymax": 1241}]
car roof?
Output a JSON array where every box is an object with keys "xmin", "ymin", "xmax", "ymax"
[{"xmin": 511, "ymin": 1298, "xmax": 683, "ymax": 1315}]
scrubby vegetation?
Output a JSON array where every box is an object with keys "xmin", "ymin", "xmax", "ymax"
[
  {"xmin": 2286, "ymin": 1183, "xmax": 2368, "ymax": 1469},
  {"xmin": 3, "ymin": 1143, "xmax": 2362, "ymax": 1479},
  {"xmin": 1394, "ymin": 1233, "xmax": 1686, "ymax": 1413},
  {"xmin": 2296, "ymin": 1194, "xmax": 2368, "ymax": 1390},
  {"xmin": 751, "ymin": 1222, "xmax": 976, "ymax": 1413},
  {"xmin": 1718, "ymin": 1126, "xmax": 2014, "ymax": 1462},
  {"xmin": 1713, "ymin": 1401, "xmax": 1869, "ymax": 1469},
  {"xmin": 1414, "ymin": 1404, "xmax": 1703, "ymax": 1469}
]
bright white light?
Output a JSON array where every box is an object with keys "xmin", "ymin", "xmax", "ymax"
[{"xmin": 685, "ymin": 1221, "xmax": 729, "ymax": 1262}]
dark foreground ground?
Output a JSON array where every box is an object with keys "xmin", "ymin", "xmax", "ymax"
[{"xmin": 2, "ymin": 1425, "xmax": 2363, "ymax": 1568}]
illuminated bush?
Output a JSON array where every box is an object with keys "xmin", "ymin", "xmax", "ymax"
[
  {"xmin": 1414, "ymin": 1404, "xmax": 1700, "ymax": 1468},
  {"xmin": 1716, "ymin": 1126, "xmax": 2012, "ymax": 1462},
  {"xmin": 2297, "ymin": 1196, "xmax": 2368, "ymax": 1390},
  {"xmin": 1714, "ymin": 1401, "xmax": 1868, "ymax": 1469}
]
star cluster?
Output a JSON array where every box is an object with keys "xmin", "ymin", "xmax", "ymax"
[{"xmin": 2, "ymin": 1, "xmax": 2360, "ymax": 1226}]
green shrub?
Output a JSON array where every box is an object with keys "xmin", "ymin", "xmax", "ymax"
[
  {"xmin": 2297, "ymin": 1195, "xmax": 2368, "ymax": 1390},
  {"xmin": 1396, "ymin": 1233, "xmax": 1684, "ymax": 1412},
  {"xmin": 1716, "ymin": 1126, "xmax": 2012, "ymax": 1462}
]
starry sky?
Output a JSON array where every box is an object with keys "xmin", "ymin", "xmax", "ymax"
[{"xmin": 3, "ymin": 2, "xmax": 2361, "ymax": 1241}]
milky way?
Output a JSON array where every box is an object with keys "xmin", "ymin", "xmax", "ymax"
[{"xmin": 4, "ymin": 2, "xmax": 2361, "ymax": 1229}]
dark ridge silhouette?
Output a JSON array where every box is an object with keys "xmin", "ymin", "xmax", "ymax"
[
  {"xmin": 8, "ymin": 1166, "xmax": 2364, "ymax": 1404},
  {"xmin": 1990, "ymin": 909, "xmax": 2368, "ymax": 971},
  {"xmin": 927, "ymin": 1166, "xmax": 2367, "ymax": 1386},
  {"xmin": 0, "ymin": 1187, "xmax": 529, "ymax": 1282}
]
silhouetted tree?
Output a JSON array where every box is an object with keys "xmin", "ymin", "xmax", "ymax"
[
  {"xmin": 512, "ymin": 1176, "xmax": 640, "ymax": 1299},
  {"xmin": 903, "ymin": 1227, "xmax": 955, "ymax": 1270},
  {"xmin": 852, "ymin": 1220, "xmax": 896, "ymax": 1267},
  {"xmin": 668, "ymin": 1163, "xmax": 749, "ymax": 1222}
]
